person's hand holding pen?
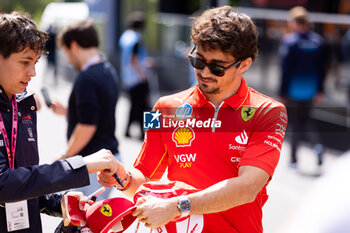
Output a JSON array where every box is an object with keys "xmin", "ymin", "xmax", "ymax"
[
  {"xmin": 97, "ymin": 158, "xmax": 130, "ymax": 190},
  {"xmin": 113, "ymin": 173, "xmax": 124, "ymax": 188}
]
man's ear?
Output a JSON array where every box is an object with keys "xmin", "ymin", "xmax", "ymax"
[
  {"xmin": 238, "ymin": 57, "xmax": 252, "ymax": 74},
  {"xmin": 70, "ymin": 41, "xmax": 80, "ymax": 51}
]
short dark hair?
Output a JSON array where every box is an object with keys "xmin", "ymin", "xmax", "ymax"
[
  {"xmin": 58, "ymin": 20, "xmax": 99, "ymax": 49},
  {"xmin": 0, "ymin": 12, "xmax": 48, "ymax": 58},
  {"xmin": 191, "ymin": 6, "xmax": 258, "ymax": 61},
  {"xmin": 127, "ymin": 11, "xmax": 145, "ymax": 30}
]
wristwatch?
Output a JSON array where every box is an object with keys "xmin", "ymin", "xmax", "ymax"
[{"xmin": 177, "ymin": 196, "xmax": 191, "ymax": 217}]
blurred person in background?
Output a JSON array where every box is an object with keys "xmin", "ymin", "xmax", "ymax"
[
  {"xmin": 119, "ymin": 11, "xmax": 152, "ymax": 140},
  {"xmin": 98, "ymin": 6, "xmax": 287, "ymax": 232},
  {"xmin": 279, "ymin": 6, "xmax": 328, "ymax": 170},
  {"xmin": 50, "ymin": 20, "xmax": 120, "ymax": 201},
  {"xmin": 0, "ymin": 12, "xmax": 119, "ymax": 233},
  {"xmin": 340, "ymin": 27, "xmax": 350, "ymax": 102},
  {"xmin": 341, "ymin": 27, "xmax": 350, "ymax": 62},
  {"xmin": 45, "ymin": 24, "xmax": 58, "ymax": 85}
]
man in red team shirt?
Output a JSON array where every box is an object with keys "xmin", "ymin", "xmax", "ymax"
[{"xmin": 98, "ymin": 6, "xmax": 287, "ymax": 232}]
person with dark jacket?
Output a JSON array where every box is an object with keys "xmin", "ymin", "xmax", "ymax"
[
  {"xmin": 279, "ymin": 6, "xmax": 328, "ymax": 169},
  {"xmin": 0, "ymin": 12, "xmax": 119, "ymax": 233}
]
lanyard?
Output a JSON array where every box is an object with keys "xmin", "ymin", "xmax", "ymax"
[{"xmin": 0, "ymin": 96, "xmax": 18, "ymax": 169}]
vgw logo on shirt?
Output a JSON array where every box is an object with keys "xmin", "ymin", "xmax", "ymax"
[
  {"xmin": 174, "ymin": 153, "xmax": 197, "ymax": 168},
  {"xmin": 143, "ymin": 110, "xmax": 161, "ymax": 129}
]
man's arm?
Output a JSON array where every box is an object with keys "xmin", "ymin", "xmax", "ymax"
[
  {"xmin": 64, "ymin": 123, "xmax": 97, "ymax": 157},
  {"xmin": 0, "ymin": 149, "xmax": 118, "ymax": 202},
  {"xmin": 98, "ymin": 166, "xmax": 151, "ymax": 197},
  {"xmin": 131, "ymin": 43, "xmax": 147, "ymax": 81},
  {"xmin": 187, "ymin": 165, "xmax": 269, "ymax": 214},
  {"xmin": 132, "ymin": 166, "xmax": 269, "ymax": 228}
]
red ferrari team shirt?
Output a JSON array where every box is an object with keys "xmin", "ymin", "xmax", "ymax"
[{"xmin": 134, "ymin": 78, "xmax": 288, "ymax": 233}]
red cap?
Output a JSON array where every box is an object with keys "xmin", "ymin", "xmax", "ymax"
[{"xmin": 85, "ymin": 197, "xmax": 136, "ymax": 233}]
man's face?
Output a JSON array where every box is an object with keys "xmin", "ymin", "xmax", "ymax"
[
  {"xmin": 193, "ymin": 46, "xmax": 241, "ymax": 96},
  {"xmin": 0, "ymin": 49, "xmax": 40, "ymax": 98},
  {"xmin": 63, "ymin": 46, "xmax": 81, "ymax": 71}
]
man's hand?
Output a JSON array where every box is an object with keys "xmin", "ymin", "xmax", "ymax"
[
  {"xmin": 50, "ymin": 100, "xmax": 67, "ymax": 116},
  {"xmin": 61, "ymin": 191, "xmax": 89, "ymax": 227},
  {"xmin": 132, "ymin": 196, "xmax": 180, "ymax": 228},
  {"xmin": 97, "ymin": 159, "xmax": 127, "ymax": 188},
  {"xmin": 83, "ymin": 149, "xmax": 118, "ymax": 174}
]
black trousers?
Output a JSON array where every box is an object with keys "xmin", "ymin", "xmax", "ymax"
[
  {"xmin": 286, "ymin": 99, "xmax": 322, "ymax": 164},
  {"xmin": 126, "ymin": 82, "xmax": 150, "ymax": 138}
]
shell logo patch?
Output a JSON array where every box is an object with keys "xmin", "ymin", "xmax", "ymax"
[
  {"xmin": 100, "ymin": 204, "xmax": 112, "ymax": 217},
  {"xmin": 172, "ymin": 127, "xmax": 195, "ymax": 147},
  {"xmin": 241, "ymin": 107, "xmax": 256, "ymax": 122}
]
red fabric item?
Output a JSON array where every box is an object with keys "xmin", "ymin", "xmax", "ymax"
[
  {"xmin": 134, "ymin": 181, "xmax": 200, "ymax": 223},
  {"xmin": 85, "ymin": 197, "xmax": 136, "ymax": 233},
  {"xmin": 61, "ymin": 194, "xmax": 86, "ymax": 227}
]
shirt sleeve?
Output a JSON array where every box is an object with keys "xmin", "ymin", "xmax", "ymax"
[
  {"xmin": 133, "ymin": 100, "xmax": 168, "ymax": 180},
  {"xmin": 0, "ymin": 155, "xmax": 90, "ymax": 203},
  {"xmin": 239, "ymin": 104, "xmax": 287, "ymax": 177},
  {"xmin": 39, "ymin": 193, "xmax": 63, "ymax": 217},
  {"xmin": 74, "ymin": 73, "xmax": 100, "ymax": 125}
]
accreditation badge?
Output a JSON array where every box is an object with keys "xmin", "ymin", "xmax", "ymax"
[{"xmin": 5, "ymin": 200, "xmax": 29, "ymax": 232}]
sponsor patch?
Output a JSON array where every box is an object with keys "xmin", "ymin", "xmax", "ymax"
[
  {"xmin": 174, "ymin": 153, "xmax": 197, "ymax": 168},
  {"xmin": 264, "ymin": 140, "xmax": 281, "ymax": 152},
  {"xmin": 241, "ymin": 107, "xmax": 256, "ymax": 122},
  {"xmin": 172, "ymin": 127, "xmax": 195, "ymax": 147},
  {"xmin": 235, "ymin": 130, "xmax": 248, "ymax": 145},
  {"xmin": 275, "ymin": 123, "xmax": 286, "ymax": 136},
  {"xmin": 176, "ymin": 103, "xmax": 192, "ymax": 119},
  {"xmin": 229, "ymin": 144, "xmax": 246, "ymax": 151},
  {"xmin": 21, "ymin": 115, "xmax": 33, "ymax": 124}
]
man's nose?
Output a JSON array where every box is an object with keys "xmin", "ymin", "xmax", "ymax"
[
  {"xmin": 199, "ymin": 65, "xmax": 212, "ymax": 77},
  {"xmin": 27, "ymin": 64, "xmax": 36, "ymax": 77}
]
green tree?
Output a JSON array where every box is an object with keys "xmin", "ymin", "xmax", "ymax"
[{"xmin": 0, "ymin": 0, "xmax": 58, "ymax": 23}]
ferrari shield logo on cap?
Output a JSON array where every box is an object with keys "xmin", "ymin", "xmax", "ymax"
[
  {"xmin": 241, "ymin": 107, "xmax": 256, "ymax": 122},
  {"xmin": 100, "ymin": 204, "xmax": 112, "ymax": 217}
]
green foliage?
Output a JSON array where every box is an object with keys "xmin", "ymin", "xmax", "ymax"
[{"xmin": 0, "ymin": 0, "xmax": 58, "ymax": 23}]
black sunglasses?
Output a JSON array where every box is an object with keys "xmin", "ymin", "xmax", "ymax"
[{"xmin": 188, "ymin": 47, "xmax": 241, "ymax": 77}]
